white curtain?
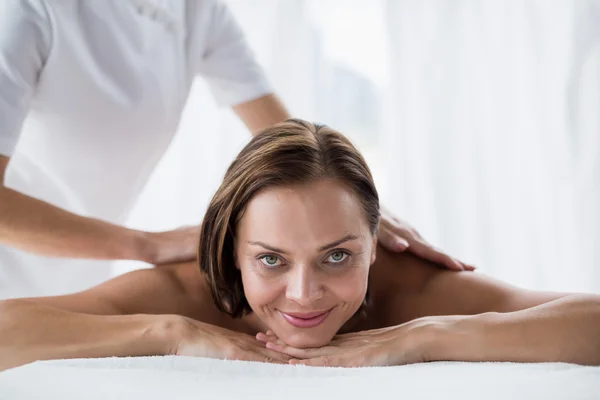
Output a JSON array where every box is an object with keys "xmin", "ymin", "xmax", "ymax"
[
  {"xmin": 382, "ymin": 0, "xmax": 600, "ymax": 292},
  {"xmin": 119, "ymin": 0, "xmax": 600, "ymax": 293}
]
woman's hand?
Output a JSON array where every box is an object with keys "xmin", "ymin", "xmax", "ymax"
[
  {"xmin": 171, "ymin": 317, "xmax": 292, "ymax": 364},
  {"xmin": 256, "ymin": 320, "xmax": 434, "ymax": 367},
  {"xmin": 378, "ymin": 206, "xmax": 475, "ymax": 271}
]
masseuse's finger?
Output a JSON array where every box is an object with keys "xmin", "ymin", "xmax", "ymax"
[
  {"xmin": 403, "ymin": 236, "xmax": 467, "ymax": 271},
  {"xmin": 377, "ymin": 226, "xmax": 410, "ymax": 252},
  {"xmin": 409, "ymin": 235, "xmax": 476, "ymax": 271},
  {"xmin": 379, "ymin": 213, "xmax": 475, "ymax": 271},
  {"xmin": 380, "ymin": 223, "xmax": 463, "ymax": 271}
]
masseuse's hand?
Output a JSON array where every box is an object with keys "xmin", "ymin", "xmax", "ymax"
[
  {"xmin": 378, "ymin": 206, "xmax": 474, "ymax": 271},
  {"xmin": 144, "ymin": 225, "xmax": 200, "ymax": 265},
  {"xmin": 256, "ymin": 321, "xmax": 432, "ymax": 367},
  {"xmin": 173, "ymin": 317, "xmax": 292, "ymax": 364}
]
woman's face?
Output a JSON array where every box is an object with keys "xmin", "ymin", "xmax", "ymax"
[{"xmin": 235, "ymin": 179, "xmax": 377, "ymax": 348}]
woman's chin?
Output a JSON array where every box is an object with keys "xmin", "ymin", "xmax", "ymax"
[{"xmin": 265, "ymin": 309, "xmax": 358, "ymax": 348}]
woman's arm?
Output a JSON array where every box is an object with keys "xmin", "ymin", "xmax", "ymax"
[
  {"xmin": 390, "ymin": 252, "xmax": 600, "ymax": 365},
  {"xmin": 423, "ymin": 294, "xmax": 600, "ymax": 365},
  {"xmin": 0, "ymin": 299, "xmax": 175, "ymax": 371},
  {"xmin": 0, "ymin": 262, "xmax": 289, "ymax": 370},
  {"xmin": 0, "ymin": 263, "xmax": 204, "ymax": 371}
]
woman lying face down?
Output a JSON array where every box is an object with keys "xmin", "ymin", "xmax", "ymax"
[{"xmin": 1, "ymin": 119, "xmax": 599, "ymax": 370}]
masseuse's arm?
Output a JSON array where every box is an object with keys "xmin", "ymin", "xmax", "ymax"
[
  {"xmin": 0, "ymin": 156, "xmax": 197, "ymax": 264},
  {"xmin": 0, "ymin": 263, "xmax": 203, "ymax": 371},
  {"xmin": 233, "ymin": 93, "xmax": 291, "ymax": 134},
  {"xmin": 0, "ymin": 3, "xmax": 198, "ymax": 265},
  {"xmin": 407, "ymin": 263, "xmax": 600, "ymax": 365}
]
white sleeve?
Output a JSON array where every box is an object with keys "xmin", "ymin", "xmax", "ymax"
[
  {"xmin": 0, "ymin": 0, "xmax": 51, "ymax": 157},
  {"xmin": 195, "ymin": 0, "xmax": 273, "ymax": 107}
]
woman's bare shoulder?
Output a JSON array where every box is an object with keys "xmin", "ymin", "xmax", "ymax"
[
  {"xmin": 367, "ymin": 246, "xmax": 505, "ymax": 325},
  {"xmin": 20, "ymin": 262, "xmax": 217, "ymax": 321},
  {"xmin": 368, "ymin": 246, "xmax": 569, "ymax": 326},
  {"xmin": 369, "ymin": 247, "xmax": 488, "ymax": 326},
  {"xmin": 369, "ymin": 246, "xmax": 437, "ymax": 295}
]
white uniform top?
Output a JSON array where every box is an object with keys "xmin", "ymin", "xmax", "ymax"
[{"xmin": 0, "ymin": 0, "xmax": 271, "ymax": 299}]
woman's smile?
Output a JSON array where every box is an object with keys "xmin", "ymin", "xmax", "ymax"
[{"xmin": 279, "ymin": 307, "xmax": 335, "ymax": 328}]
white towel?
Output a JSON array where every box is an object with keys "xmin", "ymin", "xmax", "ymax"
[{"xmin": 1, "ymin": 356, "xmax": 599, "ymax": 400}]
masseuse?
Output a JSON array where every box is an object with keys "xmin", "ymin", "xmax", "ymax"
[{"xmin": 0, "ymin": 0, "xmax": 470, "ymax": 299}]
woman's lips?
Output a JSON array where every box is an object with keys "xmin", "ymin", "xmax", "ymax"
[{"xmin": 279, "ymin": 309, "xmax": 332, "ymax": 328}]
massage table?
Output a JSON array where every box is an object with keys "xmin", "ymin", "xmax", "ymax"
[{"xmin": 1, "ymin": 356, "xmax": 599, "ymax": 399}]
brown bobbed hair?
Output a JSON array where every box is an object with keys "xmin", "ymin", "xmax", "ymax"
[{"xmin": 198, "ymin": 119, "xmax": 380, "ymax": 318}]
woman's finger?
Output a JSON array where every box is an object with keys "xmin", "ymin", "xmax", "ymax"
[
  {"xmin": 255, "ymin": 332, "xmax": 269, "ymax": 343},
  {"xmin": 261, "ymin": 348, "xmax": 292, "ymax": 363},
  {"xmin": 290, "ymin": 356, "xmax": 332, "ymax": 367},
  {"xmin": 291, "ymin": 351, "xmax": 385, "ymax": 368},
  {"xmin": 239, "ymin": 349, "xmax": 289, "ymax": 364},
  {"xmin": 265, "ymin": 342, "xmax": 333, "ymax": 359},
  {"xmin": 251, "ymin": 345, "xmax": 292, "ymax": 363},
  {"xmin": 256, "ymin": 332, "xmax": 284, "ymax": 345},
  {"xmin": 289, "ymin": 355, "xmax": 352, "ymax": 367},
  {"xmin": 265, "ymin": 331, "xmax": 280, "ymax": 341},
  {"xmin": 235, "ymin": 337, "xmax": 293, "ymax": 363}
]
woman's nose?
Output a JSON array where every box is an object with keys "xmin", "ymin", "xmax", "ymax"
[{"xmin": 285, "ymin": 264, "xmax": 324, "ymax": 306}]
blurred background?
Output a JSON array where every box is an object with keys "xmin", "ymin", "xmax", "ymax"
[{"xmin": 116, "ymin": 0, "xmax": 600, "ymax": 293}]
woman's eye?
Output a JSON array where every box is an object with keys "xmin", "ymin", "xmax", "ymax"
[
  {"xmin": 260, "ymin": 255, "xmax": 282, "ymax": 267},
  {"xmin": 326, "ymin": 251, "xmax": 348, "ymax": 264}
]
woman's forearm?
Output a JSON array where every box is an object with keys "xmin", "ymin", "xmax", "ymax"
[
  {"xmin": 426, "ymin": 294, "xmax": 600, "ymax": 365},
  {"xmin": 0, "ymin": 299, "xmax": 176, "ymax": 371}
]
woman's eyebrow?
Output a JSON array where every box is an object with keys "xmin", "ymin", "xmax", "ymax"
[
  {"xmin": 318, "ymin": 234, "xmax": 361, "ymax": 251},
  {"xmin": 248, "ymin": 234, "xmax": 361, "ymax": 255},
  {"xmin": 247, "ymin": 241, "xmax": 289, "ymax": 254}
]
